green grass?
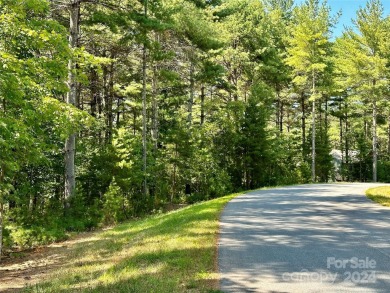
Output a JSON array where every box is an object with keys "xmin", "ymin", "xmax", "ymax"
[
  {"xmin": 24, "ymin": 193, "xmax": 241, "ymax": 293},
  {"xmin": 366, "ymin": 186, "xmax": 390, "ymax": 207}
]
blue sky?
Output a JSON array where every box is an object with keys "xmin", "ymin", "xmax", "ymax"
[{"xmin": 295, "ymin": 0, "xmax": 390, "ymax": 38}]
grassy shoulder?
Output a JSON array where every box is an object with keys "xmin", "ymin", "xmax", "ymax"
[
  {"xmin": 366, "ymin": 186, "xmax": 390, "ymax": 207},
  {"xmin": 23, "ymin": 192, "xmax": 241, "ymax": 293}
]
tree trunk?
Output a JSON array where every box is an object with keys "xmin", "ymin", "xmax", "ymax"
[
  {"xmin": 105, "ymin": 61, "xmax": 114, "ymax": 143},
  {"xmin": 339, "ymin": 102, "xmax": 343, "ymax": 164},
  {"xmin": 187, "ymin": 60, "xmax": 195, "ymax": 125},
  {"xmin": 64, "ymin": 0, "xmax": 80, "ymax": 204},
  {"xmin": 280, "ymin": 100, "xmax": 283, "ymax": 133},
  {"xmin": 102, "ymin": 67, "xmax": 107, "ymax": 124},
  {"xmin": 141, "ymin": 0, "xmax": 148, "ymax": 198},
  {"xmin": 151, "ymin": 56, "xmax": 159, "ymax": 148},
  {"xmin": 287, "ymin": 105, "xmax": 290, "ymax": 132},
  {"xmin": 339, "ymin": 113, "xmax": 344, "ymax": 180},
  {"xmin": 364, "ymin": 114, "xmax": 368, "ymax": 139},
  {"xmin": 133, "ymin": 110, "xmax": 137, "ymax": 136},
  {"xmin": 90, "ymin": 68, "xmax": 98, "ymax": 117},
  {"xmin": 324, "ymin": 96, "xmax": 328, "ymax": 131},
  {"xmin": 75, "ymin": 78, "xmax": 81, "ymax": 109},
  {"xmin": 116, "ymin": 96, "xmax": 121, "ymax": 128},
  {"xmin": 276, "ymin": 95, "xmax": 280, "ymax": 130},
  {"xmin": 312, "ymin": 98, "xmax": 316, "ymax": 182},
  {"xmin": 345, "ymin": 109, "xmax": 349, "ymax": 181},
  {"xmin": 200, "ymin": 85, "xmax": 205, "ymax": 125},
  {"xmin": 0, "ymin": 201, "xmax": 3, "ymax": 261},
  {"xmin": 373, "ymin": 97, "xmax": 377, "ymax": 182},
  {"xmin": 387, "ymin": 109, "xmax": 390, "ymax": 156},
  {"xmin": 276, "ymin": 92, "xmax": 283, "ymax": 133},
  {"xmin": 171, "ymin": 143, "xmax": 177, "ymax": 203},
  {"xmin": 301, "ymin": 93, "xmax": 306, "ymax": 156},
  {"xmin": 311, "ymin": 73, "xmax": 316, "ymax": 183},
  {"xmin": 0, "ymin": 165, "xmax": 4, "ymax": 261}
]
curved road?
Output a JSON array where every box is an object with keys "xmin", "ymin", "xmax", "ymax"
[{"xmin": 218, "ymin": 183, "xmax": 390, "ymax": 292}]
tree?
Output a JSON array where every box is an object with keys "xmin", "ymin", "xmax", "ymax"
[
  {"xmin": 285, "ymin": 0, "xmax": 334, "ymax": 182},
  {"xmin": 334, "ymin": 0, "xmax": 389, "ymax": 182},
  {"xmin": 3, "ymin": 0, "xmax": 390, "ymax": 260},
  {"xmin": 141, "ymin": 0, "xmax": 148, "ymax": 198},
  {"xmin": 0, "ymin": 0, "xmax": 74, "ymax": 259},
  {"xmin": 64, "ymin": 0, "xmax": 81, "ymax": 205}
]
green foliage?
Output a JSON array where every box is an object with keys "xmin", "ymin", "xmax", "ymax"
[
  {"xmin": 269, "ymin": 132, "xmax": 311, "ymax": 185},
  {"xmin": 315, "ymin": 125, "xmax": 334, "ymax": 181},
  {"xmin": 2, "ymin": 0, "xmax": 390, "ymax": 258},
  {"xmin": 102, "ymin": 179, "xmax": 128, "ymax": 224},
  {"xmin": 285, "ymin": 0, "xmax": 332, "ymax": 87},
  {"xmin": 64, "ymin": 191, "xmax": 100, "ymax": 231},
  {"xmin": 8, "ymin": 225, "xmax": 67, "ymax": 249},
  {"xmin": 332, "ymin": 0, "xmax": 389, "ymax": 182},
  {"xmin": 377, "ymin": 161, "xmax": 390, "ymax": 182}
]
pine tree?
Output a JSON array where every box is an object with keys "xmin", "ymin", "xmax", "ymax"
[
  {"xmin": 285, "ymin": 0, "xmax": 334, "ymax": 182},
  {"xmin": 334, "ymin": 0, "xmax": 389, "ymax": 182}
]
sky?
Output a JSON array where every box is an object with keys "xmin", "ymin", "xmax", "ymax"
[{"xmin": 295, "ymin": 0, "xmax": 390, "ymax": 38}]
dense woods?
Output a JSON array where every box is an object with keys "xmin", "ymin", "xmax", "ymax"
[{"xmin": 0, "ymin": 0, "xmax": 389, "ymax": 256}]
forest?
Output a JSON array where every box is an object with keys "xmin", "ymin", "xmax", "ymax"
[{"xmin": 0, "ymin": 0, "xmax": 389, "ymax": 257}]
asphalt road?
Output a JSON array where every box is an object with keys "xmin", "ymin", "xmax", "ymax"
[{"xmin": 218, "ymin": 183, "xmax": 390, "ymax": 293}]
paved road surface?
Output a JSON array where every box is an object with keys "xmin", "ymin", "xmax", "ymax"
[{"xmin": 218, "ymin": 184, "xmax": 390, "ymax": 292}]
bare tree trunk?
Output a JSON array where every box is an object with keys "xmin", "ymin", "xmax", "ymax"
[
  {"xmin": 141, "ymin": 0, "xmax": 148, "ymax": 198},
  {"xmin": 0, "ymin": 164, "xmax": 4, "ymax": 261},
  {"xmin": 311, "ymin": 72, "xmax": 316, "ymax": 182},
  {"xmin": 339, "ymin": 103, "xmax": 343, "ymax": 157},
  {"xmin": 280, "ymin": 101, "xmax": 283, "ymax": 133},
  {"xmin": 287, "ymin": 105, "xmax": 290, "ymax": 132},
  {"xmin": 301, "ymin": 93, "xmax": 306, "ymax": 156},
  {"xmin": 116, "ymin": 97, "xmax": 121, "ymax": 128},
  {"xmin": 151, "ymin": 53, "xmax": 159, "ymax": 148},
  {"xmin": 276, "ymin": 92, "xmax": 283, "ymax": 133},
  {"xmin": 171, "ymin": 143, "xmax": 177, "ymax": 203},
  {"xmin": 324, "ymin": 96, "xmax": 328, "ymax": 131},
  {"xmin": 133, "ymin": 110, "xmax": 137, "ymax": 136},
  {"xmin": 373, "ymin": 97, "xmax": 377, "ymax": 182},
  {"xmin": 90, "ymin": 68, "xmax": 98, "ymax": 117},
  {"xmin": 312, "ymin": 98, "xmax": 316, "ymax": 182},
  {"xmin": 364, "ymin": 112, "xmax": 368, "ymax": 139},
  {"xmin": 187, "ymin": 60, "xmax": 194, "ymax": 125},
  {"xmin": 64, "ymin": 0, "xmax": 80, "ymax": 204},
  {"xmin": 387, "ymin": 109, "xmax": 390, "ymax": 156},
  {"xmin": 276, "ymin": 95, "xmax": 280, "ymax": 130},
  {"xmin": 200, "ymin": 85, "xmax": 205, "ymax": 125},
  {"xmin": 345, "ymin": 108, "xmax": 349, "ymax": 181},
  {"xmin": 102, "ymin": 67, "xmax": 108, "ymax": 121},
  {"xmin": 0, "ymin": 95, "xmax": 5, "ymax": 259},
  {"xmin": 105, "ymin": 61, "xmax": 114, "ymax": 143},
  {"xmin": 0, "ymin": 201, "xmax": 3, "ymax": 261}
]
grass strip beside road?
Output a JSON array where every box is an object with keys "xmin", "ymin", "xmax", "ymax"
[
  {"xmin": 25, "ymin": 192, "xmax": 241, "ymax": 293},
  {"xmin": 366, "ymin": 186, "xmax": 390, "ymax": 207}
]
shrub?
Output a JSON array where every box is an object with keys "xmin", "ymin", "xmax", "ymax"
[
  {"xmin": 102, "ymin": 178, "xmax": 128, "ymax": 224},
  {"xmin": 9, "ymin": 225, "xmax": 67, "ymax": 249}
]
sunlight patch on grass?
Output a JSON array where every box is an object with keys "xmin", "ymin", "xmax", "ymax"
[
  {"xmin": 24, "ymin": 192, "xmax": 241, "ymax": 292},
  {"xmin": 98, "ymin": 262, "xmax": 166, "ymax": 284},
  {"xmin": 366, "ymin": 186, "xmax": 390, "ymax": 207}
]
